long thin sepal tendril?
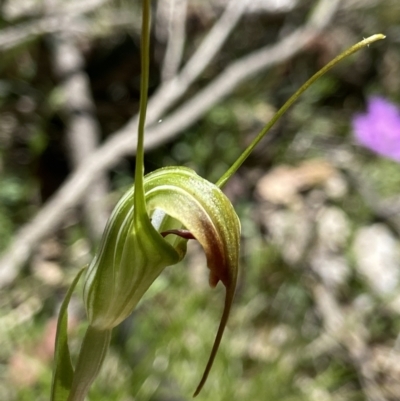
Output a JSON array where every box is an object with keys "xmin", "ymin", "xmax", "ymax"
[{"xmin": 216, "ymin": 34, "xmax": 386, "ymax": 189}]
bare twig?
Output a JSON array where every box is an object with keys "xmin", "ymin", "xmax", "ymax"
[
  {"xmin": 49, "ymin": 0, "xmax": 111, "ymax": 16},
  {"xmin": 157, "ymin": 0, "xmax": 188, "ymax": 82},
  {"xmin": 147, "ymin": 0, "xmax": 249, "ymax": 124},
  {"xmin": 50, "ymin": 33, "xmax": 109, "ymax": 241},
  {"xmin": 0, "ymin": 17, "xmax": 85, "ymax": 50},
  {"xmin": 4, "ymin": 0, "xmax": 110, "ymax": 20},
  {"xmin": 0, "ymin": 0, "xmax": 110, "ymax": 51},
  {"xmin": 0, "ymin": 0, "xmax": 340, "ymax": 287}
]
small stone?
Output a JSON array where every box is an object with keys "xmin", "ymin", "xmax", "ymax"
[
  {"xmin": 353, "ymin": 224, "xmax": 400, "ymax": 294},
  {"xmin": 316, "ymin": 206, "xmax": 350, "ymax": 251}
]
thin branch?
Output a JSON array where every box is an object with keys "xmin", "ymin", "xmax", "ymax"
[
  {"xmin": 50, "ymin": 0, "xmax": 111, "ymax": 16},
  {"xmin": 0, "ymin": 17, "xmax": 84, "ymax": 50},
  {"xmin": 0, "ymin": 0, "xmax": 110, "ymax": 51},
  {"xmin": 0, "ymin": 0, "xmax": 340, "ymax": 287},
  {"xmin": 50, "ymin": 33, "xmax": 109, "ymax": 241},
  {"xmin": 146, "ymin": 0, "xmax": 249, "ymax": 124},
  {"xmin": 4, "ymin": 0, "xmax": 110, "ymax": 20},
  {"xmin": 157, "ymin": 0, "xmax": 188, "ymax": 82}
]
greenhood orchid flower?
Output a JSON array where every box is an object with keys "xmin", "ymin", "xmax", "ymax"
[
  {"xmin": 50, "ymin": 1, "xmax": 385, "ymax": 399},
  {"xmin": 82, "ymin": 166, "xmax": 240, "ymax": 396},
  {"xmin": 84, "ymin": 166, "xmax": 240, "ymax": 331}
]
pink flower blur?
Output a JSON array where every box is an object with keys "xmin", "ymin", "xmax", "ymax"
[{"xmin": 352, "ymin": 96, "xmax": 400, "ymax": 161}]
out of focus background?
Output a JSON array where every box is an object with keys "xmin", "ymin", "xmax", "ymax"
[{"xmin": 1, "ymin": 0, "xmax": 400, "ymax": 400}]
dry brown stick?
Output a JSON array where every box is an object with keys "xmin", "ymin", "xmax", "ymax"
[
  {"xmin": 0, "ymin": 0, "xmax": 340, "ymax": 287},
  {"xmin": 50, "ymin": 33, "xmax": 109, "ymax": 241}
]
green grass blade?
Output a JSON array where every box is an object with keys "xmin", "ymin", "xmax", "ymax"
[{"xmin": 50, "ymin": 267, "xmax": 86, "ymax": 401}]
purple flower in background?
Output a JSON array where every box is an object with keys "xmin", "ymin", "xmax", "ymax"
[{"xmin": 352, "ymin": 96, "xmax": 400, "ymax": 161}]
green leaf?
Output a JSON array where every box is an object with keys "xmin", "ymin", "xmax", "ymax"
[{"xmin": 50, "ymin": 267, "xmax": 86, "ymax": 401}]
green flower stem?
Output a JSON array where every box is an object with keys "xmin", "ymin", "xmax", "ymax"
[
  {"xmin": 215, "ymin": 33, "xmax": 386, "ymax": 189},
  {"xmin": 67, "ymin": 326, "xmax": 111, "ymax": 401},
  {"xmin": 66, "ymin": 4, "xmax": 151, "ymax": 399},
  {"xmin": 134, "ymin": 0, "xmax": 151, "ymax": 220}
]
